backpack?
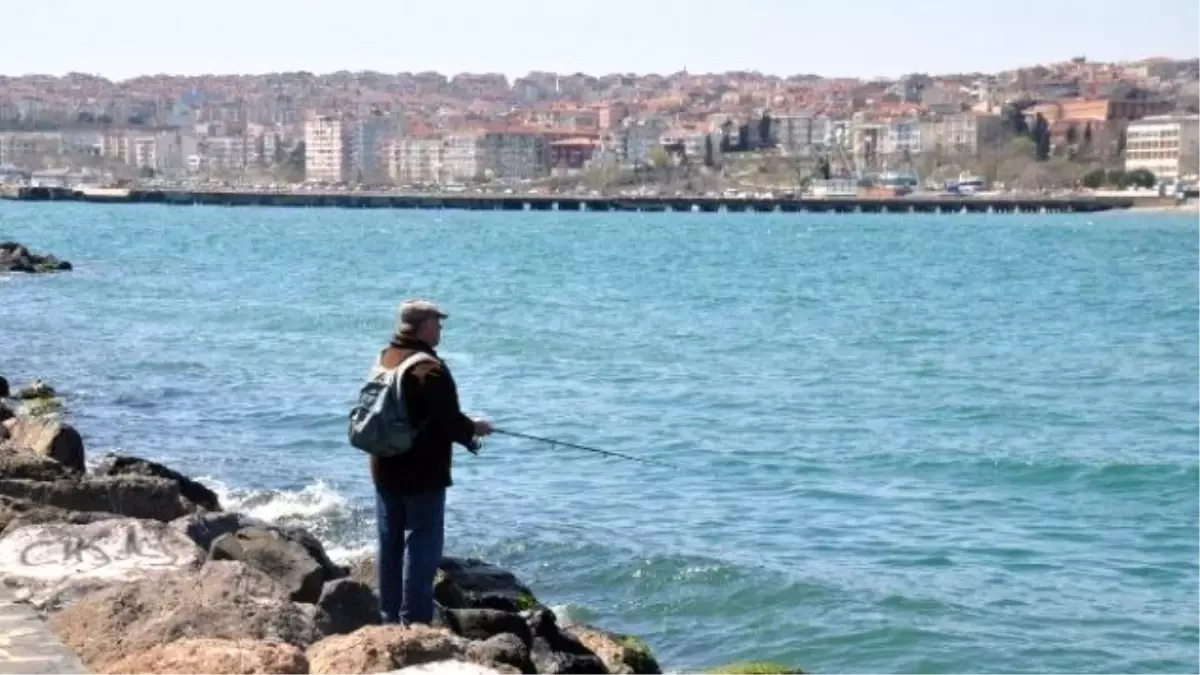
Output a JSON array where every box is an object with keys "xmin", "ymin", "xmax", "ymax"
[{"xmin": 348, "ymin": 350, "xmax": 437, "ymax": 457}]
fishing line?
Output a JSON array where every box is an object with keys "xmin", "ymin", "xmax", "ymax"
[{"xmin": 491, "ymin": 428, "xmax": 679, "ymax": 469}]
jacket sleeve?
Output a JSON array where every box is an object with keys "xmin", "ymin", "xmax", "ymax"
[{"xmin": 419, "ymin": 364, "xmax": 478, "ymax": 449}]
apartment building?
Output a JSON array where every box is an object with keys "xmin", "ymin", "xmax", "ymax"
[
  {"xmin": 480, "ymin": 130, "xmax": 548, "ymax": 181},
  {"xmin": 304, "ymin": 114, "xmax": 349, "ymax": 183},
  {"xmin": 349, "ymin": 111, "xmax": 398, "ymax": 184},
  {"xmin": 0, "ymin": 132, "xmax": 64, "ymax": 168},
  {"xmin": 620, "ymin": 118, "xmax": 668, "ymax": 167},
  {"xmin": 441, "ymin": 133, "xmax": 483, "ymax": 182},
  {"xmin": 203, "ymin": 136, "xmax": 250, "ymax": 171},
  {"xmin": 880, "ymin": 118, "xmax": 923, "ymax": 157},
  {"xmin": 919, "ymin": 112, "xmax": 1004, "ymax": 156},
  {"xmin": 1124, "ymin": 114, "xmax": 1200, "ymax": 183},
  {"xmin": 390, "ymin": 137, "xmax": 443, "ymax": 184}
]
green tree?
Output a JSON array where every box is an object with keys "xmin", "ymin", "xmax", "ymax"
[
  {"xmin": 1031, "ymin": 114, "xmax": 1051, "ymax": 161},
  {"xmin": 1120, "ymin": 168, "xmax": 1156, "ymax": 189},
  {"xmin": 1081, "ymin": 167, "xmax": 1106, "ymax": 188},
  {"xmin": 704, "ymin": 135, "xmax": 715, "ymax": 168},
  {"xmin": 758, "ymin": 113, "xmax": 772, "ymax": 149},
  {"xmin": 647, "ymin": 145, "xmax": 671, "ymax": 169}
]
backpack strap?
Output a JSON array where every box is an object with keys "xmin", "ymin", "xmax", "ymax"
[{"xmin": 389, "ymin": 351, "xmax": 437, "ymax": 392}]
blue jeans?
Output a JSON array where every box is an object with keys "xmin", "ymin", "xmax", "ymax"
[{"xmin": 375, "ymin": 487, "xmax": 446, "ymax": 625}]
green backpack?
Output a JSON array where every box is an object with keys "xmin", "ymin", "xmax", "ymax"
[{"xmin": 347, "ymin": 351, "xmax": 435, "ymax": 457}]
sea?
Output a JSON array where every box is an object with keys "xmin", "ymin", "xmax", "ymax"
[{"xmin": 1, "ymin": 202, "xmax": 1197, "ymax": 674}]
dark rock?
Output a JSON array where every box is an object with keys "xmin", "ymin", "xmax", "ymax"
[
  {"xmin": 524, "ymin": 608, "xmax": 609, "ymax": 674},
  {"xmin": 313, "ymin": 578, "xmax": 380, "ymax": 636},
  {"xmin": 171, "ymin": 511, "xmax": 267, "ymax": 552},
  {"xmin": 1, "ymin": 416, "xmax": 84, "ymax": 472},
  {"xmin": 531, "ymin": 636, "xmax": 609, "ymax": 674},
  {"xmin": 272, "ymin": 523, "xmax": 344, "ymax": 581},
  {"xmin": 0, "ymin": 474, "xmax": 197, "ymax": 521},
  {"xmin": 0, "ymin": 243, "xmax": 72, "ymax": 275},
  {"xmin": 93, "ymin": 453, "xmax": 221, "ymax": 512},
  {"xmin": 0, "ymin": 375, "xmax": 9, "ymax": 398},
  {"xmin": 0, "ymin": 494, "xmax": 117, "ymax": 534},
  {"xmin": 210, "ymin": 527, "xmax": 327, "ymax": 604},
  {"xmin": 564, "ymin": 624, "xmax": 663, "ymax": 674},
  {"xmin": 444, "ymin": 608, "xmax": 532, "ymax": 645},
  {"xmin": 0, "ymin": 447, "xmax": 76, "ymax": 481},
  {"xmin": 466, "ymin": 633, "xmax": 536, "ymax": 674},
  {"xmin": 173, "ymin": 511, "xmax": 345, "ymax": 590},
  {"xmin": 438, "ymin": 556, "xmax": 543, "ymax": 612}
]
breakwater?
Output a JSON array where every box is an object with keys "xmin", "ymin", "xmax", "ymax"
[{"xmin": 3, "ymin": 185, "xmax": 1135, "ymax": 213}]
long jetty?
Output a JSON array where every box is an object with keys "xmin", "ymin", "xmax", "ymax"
[{"xmin": 2, "ymin": 185, "xmax": 1138, "ymax": 214}]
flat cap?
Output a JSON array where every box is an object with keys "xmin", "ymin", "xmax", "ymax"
[{"xmin": 396, "ymin": 299, "xmax": 448, "ymax": 334}]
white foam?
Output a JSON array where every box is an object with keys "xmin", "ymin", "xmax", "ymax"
[
  {"xmin": 201, "ymin": 477, "xmax": 349, "ymax": 523},
  {"xmin": 195, "ymin": 476, "xmax": 373, "ymax": 563}
]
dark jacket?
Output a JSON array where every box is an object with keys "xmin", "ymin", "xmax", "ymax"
[{"xmin": 369, "ymin": 336, "xmax": 477, "ymax": 495}]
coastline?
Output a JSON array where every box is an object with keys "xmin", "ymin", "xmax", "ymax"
[
  {"xmin": 1125, "ymin": 201, "xmax": 1199, "ymax": 214},
  {"xmin": 1, "ymin": 185, "xmax": 1136, "ymax": 214},
  {"xmin": 0, "ymin": 373, "xmax": 681, "ymax": 675}
]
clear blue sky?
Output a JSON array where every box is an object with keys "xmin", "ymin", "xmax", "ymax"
[{"xmin": 6, "ymin": 0, "xmax": 1198, "ymax": 80}]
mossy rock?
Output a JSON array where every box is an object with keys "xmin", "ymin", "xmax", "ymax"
[
  {"xmin": 14, "ymin": 379, "xmax": 56, "ymax": 400},
  {"xmin": 705, "ymin": 662, "xmax": 805, "ymax": 674},
  {"xmin": 619, "ymin": 635, "xmax": 659, "ymax": 673},
  {"xmin": 20, "ymin": 396, "xmax": 65, "ymax": 417}
]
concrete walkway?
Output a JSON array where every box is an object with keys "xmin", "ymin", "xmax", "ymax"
[{"xmin": 0, "ymin": 589, "xmax": 86, "ymax": 674}]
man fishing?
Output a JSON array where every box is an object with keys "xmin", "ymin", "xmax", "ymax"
[{"xmin": 369, "ymin": 299, "xmax": 492, "ymax": 626}]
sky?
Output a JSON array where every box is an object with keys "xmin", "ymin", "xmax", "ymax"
[{"xmin": 4, "ymin": 0, "xmax": 1198, "ymax": 81}]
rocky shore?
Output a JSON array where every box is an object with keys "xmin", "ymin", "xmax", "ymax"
[
  {"xmin": 0, "ymin": 241, "xmax": 73, "ymax": 273},
  {"xmin": 0, "ymin": 374, "xmax": 665, "ymax": 674}
]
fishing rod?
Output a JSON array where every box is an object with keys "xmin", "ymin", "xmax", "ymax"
[{"xmin": 491, "ymin": 428, "xmax": 679, "ymax": 469}]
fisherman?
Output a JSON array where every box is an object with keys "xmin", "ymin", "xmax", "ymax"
[{"xmin": 370, "ymin": 300, "xmax": 492, "ymax": 626}]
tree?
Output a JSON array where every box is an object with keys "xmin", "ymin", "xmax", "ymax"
[
  {"xmin": 1081, "ymin": 167, "xmax": 1107, "ymax": 188},
  {"xmin": 1065, "ymin": 124, "xmax": 1078, "ymax": 145},
  {"xmin": 1032, "ymin": 114, "xmax": 1051, "ymax": 161},
  {"xmin": 138, "ymin": 166, "xmax": 156, "ymax": 179},
  {"xmin": 720, "ymin": 120, "xmax": 733, "ymax": 153},
  {"xmin": 758, "ymin": 113, "xmax": 772, "ymax": 149},
  {"xmin": 647, "ymin": 145, "xmax": 671, "ymax": 169},
  {"xmin": 704, "ymin": 135, "xmax": 715, "ymax": 168},
  {"xmin": 1120, "ymin": 168, "xmax": 1156, "ymax": 189},
  {"xmin": 1082, "ymin": 122, "xmax": 1093, "ymax": 145}
]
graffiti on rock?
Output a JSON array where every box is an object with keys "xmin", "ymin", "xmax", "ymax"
[{"xmin": 18, "ymin": 524, "xmax": 181, "ymax": 569}]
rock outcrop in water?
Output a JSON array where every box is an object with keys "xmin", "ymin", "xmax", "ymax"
[
  {"xmin": 0, "ymin": 241, "xmax": 72, "ymax": 273},
  {"xmin": 0, "ymin": 373, "xmax": 663, "ymax": 674}
]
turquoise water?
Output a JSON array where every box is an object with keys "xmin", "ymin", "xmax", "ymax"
[{"xmin": 1, "ymin": 203, "xmax": 1197, "ymax": 674}]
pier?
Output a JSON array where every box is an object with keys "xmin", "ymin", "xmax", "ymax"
[{"xmin": 2, "ymin": 186, "xmax": 1137, "ymax": 214}]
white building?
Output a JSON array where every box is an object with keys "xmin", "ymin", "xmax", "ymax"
[
  {"xmin": 1124, "ymin": 114, "xmax": 1200, "ymax": 183},
  {"xmin": 304, "ymin": 114, "xmax": 349, "ymax": 183}
]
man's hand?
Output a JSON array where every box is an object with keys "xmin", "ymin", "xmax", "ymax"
[{"xmin": 473, "ymin": 418, "xmax": 494, "ymax": 437}]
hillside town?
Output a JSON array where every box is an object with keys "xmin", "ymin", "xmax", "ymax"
[{"xmin": 0, "ymin": 56, "xmax": 1197, "ymax": 197}]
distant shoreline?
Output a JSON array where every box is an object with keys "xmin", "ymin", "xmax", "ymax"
[
  {"xmin": 0, "ymin": 185, "xmax": 1141, "ymax": 215},
  {"xmin": 1125, "ymin": 201, "xmax": 1199, "ymax": 214}
]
